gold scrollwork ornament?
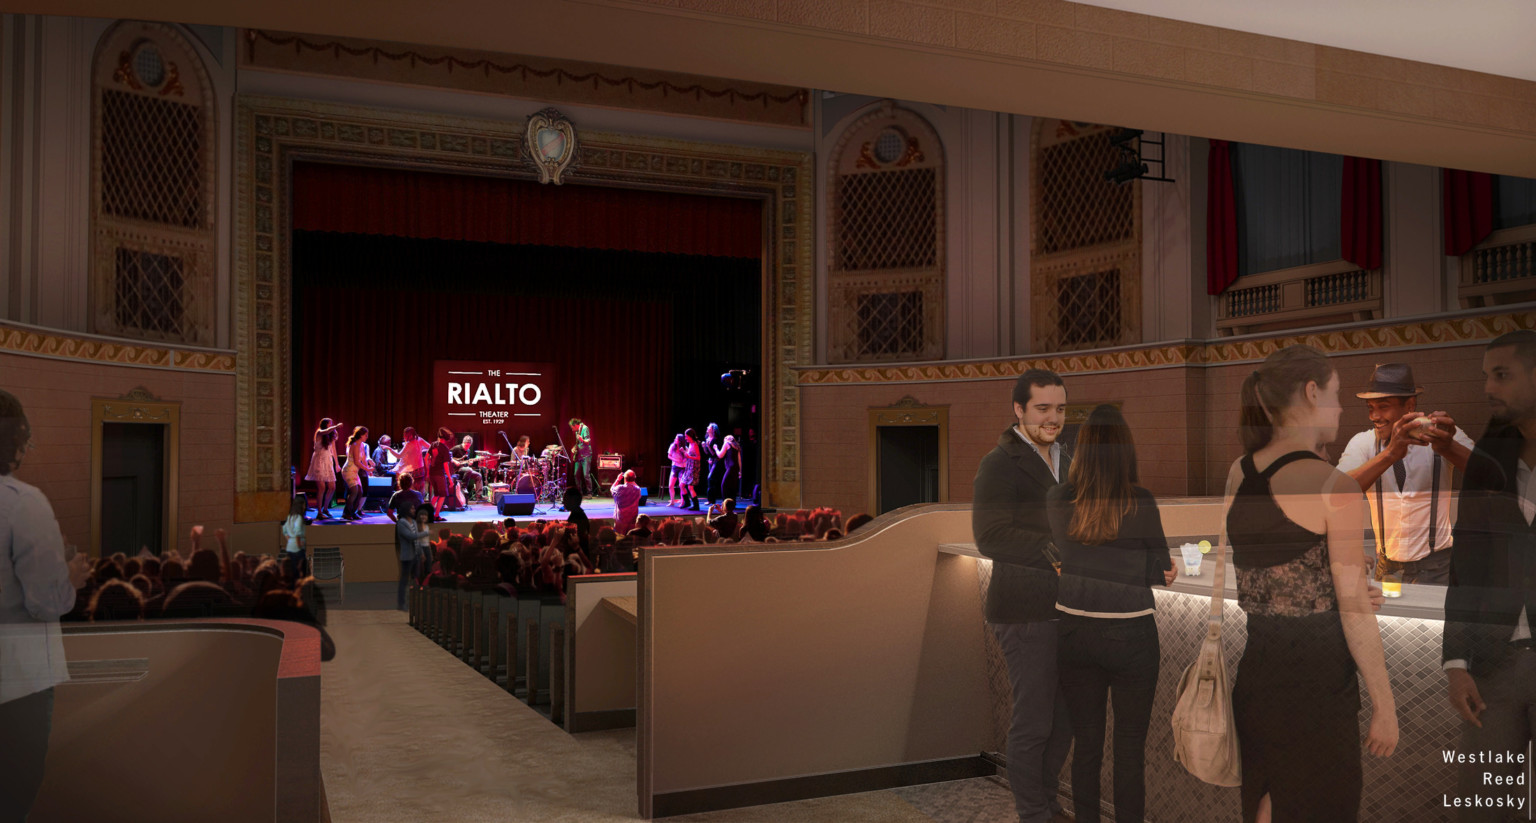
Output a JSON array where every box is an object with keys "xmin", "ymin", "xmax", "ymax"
[{"xmin": 525, "ymin": 107, "xmax": 577, "ymax": 185}]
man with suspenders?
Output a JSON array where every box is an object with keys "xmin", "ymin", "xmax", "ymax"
[{"xmin": 1337, "ymin": 363, "xmax": 1474, "ymax": 584}]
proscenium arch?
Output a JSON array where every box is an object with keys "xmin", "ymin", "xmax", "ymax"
[{"xmin": 232, "ymin": 95, "xmax": 813, "ymax": 520}]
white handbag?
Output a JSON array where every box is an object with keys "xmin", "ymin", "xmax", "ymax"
[{"xmin": 1170, "ymin": 545, "xmax": 1242, "ymax": 787}]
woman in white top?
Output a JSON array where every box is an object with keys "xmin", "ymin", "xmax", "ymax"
[
  {"xmin": 281, "ymin": 494, "xmax": 308, "ymax": 582},
  {"xmin": 666, "ymin": 434, "xmax": 687, "ymax": 507},
  {"xmin": 305, "ymin": 417, "xmax": 345, "ymax": 520},
  {"xmin": 340, "ymin": 426, "xmax": 374, "ymax": 522}
]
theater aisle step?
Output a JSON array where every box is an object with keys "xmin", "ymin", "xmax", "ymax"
[{"xmin": 317, "ymin": 610, "xmax": 943, "ymax": 822}]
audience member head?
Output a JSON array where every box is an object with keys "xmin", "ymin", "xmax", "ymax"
[
  {"xmin": 140, "ymin": 556, "xmax": 162, "ymax": 579},
  {"xmin": 723, "ymin": 498, "xmax": 736, "ymax": 514},
  {"xmin": 471, "ymin": 521, "xmax": 489, "ymax": 543},
  {"xmin": 1066, "ymin": 404, "xmax": 1140, "ymax": 546},
  {"xmin": 128, "ymin": 573, "xmax": 156, "ymax": 596},
  {"xmin": 162, "ymin": 580, "xmax": 235, "ymax": 615},
  {"xmin": 251, "ymin": 588, "xmax": 302, "ymax": 619},
  {"xmin": 289, "ymin": 493, "xmax": 307, "ymax": 519},
  {"xmin": 186, "ymin": 549, "xmax": 222, "ymax": 583},
  {"xmin": 437, "ymin": 548, "xmax": 459, "ymax": 575},
  {"xmin": 399, "ymin": 473, "xmax": 415, "ymax": 492},
  {"xmin": 622, "ymin": 469, "xmax": 636, "ymax": 485},
  {"xmin": 562, "ymin": 487, "xmax": 583, "ymax": 511},
  {"xmin": 635, "ymin": 514, "xmax": 652, "ymax": 531},
  {"xmin": 504, "ymin": 518, "xmax": 516, "ymax": 531},
  {"xmin": 0, "ymin": 389, "xmax": 32, "ymax": 475},
  {"xmin": 824, "ymin": 529, "xmax": 843, "ymax": 541},
  {"xmin": 94, "ymin": 558, "xmax": 123, "ymax": 585},
  {"xmin": 88, "ymin": 579, "xmax": 145, "ymax": 621},
  {"xmin": 845, "ymin": 513, "xmax": 873, "ymax": 533},
  {"xmin": 1240, "ymin": 344, "xmax": 1338, "ymax": 453},
  {"xmin": 161, "ymin": 558, "xmax": 185, "ymax": 583},
  {"xmin": 743, "ymin": 505, "xmax": 768, "ymax": 540},
  {"xmin": 597, "ymin": 526, "xmax": 616, "ymax": 547},
  {"xmin": 1485, "ymin": 329, "xmax": 1536, "ymax": 427}
]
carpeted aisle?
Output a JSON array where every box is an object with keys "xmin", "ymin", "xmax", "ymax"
[{"xmin": 318, "ymin": 610, "xmax": 936, "ymax": 823}]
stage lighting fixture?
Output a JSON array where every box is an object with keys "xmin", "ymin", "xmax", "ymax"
[
  {"xmin": 1105, "ymin": 160, "xmax": 1149, "ymax": 184},
  {"xmin": 1108, "ymin": 128, "xmax": 1143, "ymax": 147}
]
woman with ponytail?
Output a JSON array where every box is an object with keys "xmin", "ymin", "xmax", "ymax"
[
  {"xmin": 1047, "ymin": 404, "xmax": 1175, "ymax": 823},
  {"xmin": 1223, "ymin": 345, "xmax": 1396, "ymax": 822}
]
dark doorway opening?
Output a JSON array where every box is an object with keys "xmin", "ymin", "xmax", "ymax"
[
  {"xmin": 876, "ymin": 425, "xmax": 940, "ymax": 515},
  {"xmin": 101, "ymin": 422, "xmax": 166, "ymax": 555}
]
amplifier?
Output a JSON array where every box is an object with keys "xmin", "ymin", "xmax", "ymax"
[{"xmin": 598, "ymin": 453, "xmax": 623, "ymax": 470}]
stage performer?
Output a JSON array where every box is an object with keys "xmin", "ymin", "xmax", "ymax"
[
  {"xmin": 512, "ymin": 435, "xmax": 532, "ymax": 460},
  {"xmin": 396, "ymin": 427, "xmax": 431, "ymax": 491},
  {"xmin": 371, "ymin": 435, "xmax": 400, "ymax": 477},
  {"xmin": 451, "ymin": 434, "xmax": 484, "ymax": 501},
  {"xmin": 702, "ymin": 423, "xmax": 722, "ymax": 505},
  {"xmin": 428, "ymin": 428, "xmax": 455, "ymax": 520},
  {"xmin": 341, "ymin": 426, "xmax": 375, "ymax": 521},
  {"xmin": 683, "ymin": 428, "xmax": 702, "ymax": 511},
  {"xmin": 611, "ymin": 469, "xmax": 643, "ymax": 535},
  {"xmin": 570, "ymin": 418, "xmax": 597, "ymax": 497},
  {"xmin": 715, "ymin": 434, "xmax": 743, "ymax": 503},
  {"xmin": 305, "ymin": 417, "xmax": 345, "ymax": 519},
  {"xmin": 667, "ymin": 434, "xmax": 688, "ymax": 507}
]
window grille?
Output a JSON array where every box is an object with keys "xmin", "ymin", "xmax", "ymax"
[
  {"xmin": 91, "ymin": 22, "xmax": 215, "ymax": 346},
  {"xmin": 1031, "ymin": 121, "xmax": 1141, "ymax": 353},
  {"xmin": 114, "ymin": 248, "xmax": 186, "ymax": 339},
  {"xmin": 1038, "ymin": 132, "xmax": 1134, "ymax": 254},
  {"xmin": 836, "ymin": 168, "xmax": 937, "ymax": 271},
  {"xmin": 855, "ymin": 291, "xmax": 924, "ymax": 358},
  {"xmin": 100, "ymin": 90, "xmax": 205, "ymax": 229},
  {"xmin": 827, "ymin": 103, "xmax": 944, "ymax": 364}
]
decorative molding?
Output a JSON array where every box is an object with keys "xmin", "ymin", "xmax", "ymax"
[
  {"xmin": 242, "ymin": 30, "xmax": 809, "ymax": 129},
  {"xmin": 524, "ymin": 107, "xmax": 577, "ymax": 185},
  {"xmin": 234, "ymin": 95, "xmax": 812, "ymax": 506},
  {"xmin": 797, "ymin": 309, "xmax": 1536, "ymax": 385},
  {"xmin": 0, "ymin": 321, "xmax": 236, "ymax": 373}
]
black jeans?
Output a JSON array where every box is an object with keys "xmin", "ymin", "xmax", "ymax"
[
  {"xmin": 397, "ymin": 556, "xmax": 418, "ymax": 610},
  {"xmin": 992, "ymin": 621, "xmax": 1072, "ymax": 823},
  {"xmin": 1058, "ymin": 614, "xmax": 1160, "ymax": 823},
  {"xmin": 0, "ymin": 687, "xmax": 54, "ymax": 823}
]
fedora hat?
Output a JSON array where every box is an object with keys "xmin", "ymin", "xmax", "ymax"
[{"xmin": 1356, "ymin": 363, "xmax": 1422, "ymax": 399}]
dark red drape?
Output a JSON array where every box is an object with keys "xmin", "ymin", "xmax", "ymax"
[
  {"xmin": 1341, "ymin": 156, "xmax": 1383, "ymax": 271},
  {"xmin": 295, "ymin": 286, "xmax": 672, "ymax": 476},
  {"xmin": 1206, "ymin": 139, "xmax": 1239, "ymax": 295},
  {"xmin": 291, "ymin": 163, "xmax": 763, "ymax": 259},
  {"xmin": 1442, "ymin": 168, "xmax": 1495, "ymax": 256}
]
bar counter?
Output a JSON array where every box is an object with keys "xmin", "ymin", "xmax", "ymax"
[{"xmin": 940, "ymin": 542, "xmax": 1471, "ymax": 823}]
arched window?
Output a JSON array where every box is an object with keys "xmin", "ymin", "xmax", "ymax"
[
  {"xmin": 827, "ymin": 102, "xmax": 944, "ymax": 363},
  {"xmin": 91, "ymin": 21, "xmax": 216, "ymax": 346},
  {"xmin": 1031, "ymin": 120, "xmax": 1141, "ymax": 352}
]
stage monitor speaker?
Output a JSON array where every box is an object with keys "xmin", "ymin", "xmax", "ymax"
[
  {"xmin": 363, "ymin": 475, "xmax": 394, "ymax": 510},
  {"xmin": 497, "ymin": 494, "xmax": 535, "ymax": 516},
  {"xmin": 639, "ymin": 486, "xmax": 649, "ymax": 506}
]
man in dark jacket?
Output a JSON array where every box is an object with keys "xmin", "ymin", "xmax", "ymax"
[
  {"xmin": 1444, "ymin": 330, "xmax": 1536, "ymax": 820},
  {"xmin": 974, "ymin": 369, "xmax": 1072, "ymax": 823}
]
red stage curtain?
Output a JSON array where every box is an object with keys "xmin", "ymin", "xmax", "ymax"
[
  {"xmin": 1206, "ymin": 139, "xmax": 1239, "ymax": 295},
  {"xmin": 292, "ymin": 163, "xmax": 763, "ymax": 259},
  {"xmin": 1341, "ymin": 157, "xmax": 1383, "ymax": 271},
  {"xmin": 1442, "ymin": 168, "xmax": 1495, "ymax": 256},
  {"xmin": 295, "ymin": 285, "xmax": 672, "ymax": 477}
]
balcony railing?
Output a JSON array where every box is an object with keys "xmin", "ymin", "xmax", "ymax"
[
  {"xmin": 1215, "ymin": 261, "xmax": 1382, "ymax": 336},
  {"xmin": 1460, "ymin": 224, "xmax": 1536, "ymax": 308}
]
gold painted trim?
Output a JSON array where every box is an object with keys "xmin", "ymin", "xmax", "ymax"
[
  {"xmin": 90, "ymin": 390, "xmax": 181, "ymax": 559},
  {"xmin": 867, "ymin": 397, "xmax": 948, "ymax": 516},
  {"xmin": 0, "ymin": 321, "xmax": 236, "ymax": 373},
  {"xmin": 798, "ymin": 309, "xmax": 1536, "ymax": 385},
  {"xmin": 234, "ymin": 95, "xmax": 812, "ymax": 509}
]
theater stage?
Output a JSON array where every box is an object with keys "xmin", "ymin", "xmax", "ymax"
[{"xmin": 306, "ymin": 495, "xmax": 732, "ymax": 526}]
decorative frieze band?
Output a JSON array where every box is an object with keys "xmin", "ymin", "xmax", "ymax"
[
  {"xmin": 798, "ymin": 309, "xmax": 1536, "ymax": 385},
  {"xmin": 0, "ymin": 322, "xmax": 236, "ymax": 373}
]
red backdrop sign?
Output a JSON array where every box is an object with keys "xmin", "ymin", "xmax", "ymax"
[{"xmin": 432, "ymin": 361, "xmax": 559, "ymax": 448}]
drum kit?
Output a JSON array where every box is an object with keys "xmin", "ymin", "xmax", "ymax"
[{"xmin": 494, "ymin": 446, "xmax": 570, "ymax": 505}]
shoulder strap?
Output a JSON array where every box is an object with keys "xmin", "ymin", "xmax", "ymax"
[
  {"xmin": 1199, "ymin": 544, "xmax": 1228, "ymax": 671},
  {"xmin": 1429, "ymin": 453, "xmax": 1443, "ymax": 553},
  {"xmin": 1258, "ymin": 449, "xmax": 1324, "ymax": 479}
]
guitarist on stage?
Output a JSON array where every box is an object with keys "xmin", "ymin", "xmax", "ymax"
[
  {"xmin": 450, "ymin": 434, "xmax": 486, "ymax": 501},
  {"xmin": 569, "ymin": 418, "xmax": 597, "ymax": 497}
]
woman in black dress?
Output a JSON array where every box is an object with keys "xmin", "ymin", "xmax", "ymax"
[
  {"xmin": 1223, "ymin": 345, "xmax": 1396, "ymax": 822},
  {"xmin": 1047, "ymin": 404, "xmax": 1175, "ymax": 823},
  {"xmin": 715, "ymin": 434, "xmax": 742, "ymax": 503}
]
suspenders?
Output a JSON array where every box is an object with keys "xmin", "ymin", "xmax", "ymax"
[{"xmin": 1374, "ymin": 438, "xmax": 1445, "ymax": 562}]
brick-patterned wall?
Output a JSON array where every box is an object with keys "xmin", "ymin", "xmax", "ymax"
[
  {"xmin": 800, "ymin": 341, "xmax": 1494, "ymax": 511},
  {"xmin": 1, "ymin": 351, "xmax": 236, "ymax": 556},
  {"xmin": 616, "ymin": 0, "xmax": 1536, "ymax": 138}
]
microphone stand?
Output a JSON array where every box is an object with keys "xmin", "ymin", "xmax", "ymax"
[{"xmin": 552, "ymin": 425, "xmax": 569, "ymax": 511}]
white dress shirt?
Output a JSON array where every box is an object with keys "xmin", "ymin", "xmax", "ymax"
[
  {"xmin": 1337, "ymin": 427, "xmax": 1475, "ymax": 561},
  {"xmin": 0, "ymin": 474, "xmax": 77, "ymax": 704},
  {"xmin": 1014, "ymin": 425, "xmax": 1061, "ymax": 482}
]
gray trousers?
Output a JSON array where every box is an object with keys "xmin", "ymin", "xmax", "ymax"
[
  {"xmin": 0, "ymin": 687, "xmax": 54, "ymax": 823},
  {"xmin": 1457, "ymin": 651, "xmax": 1536, "ymax": 823},
  {"xmin": 992, "ymin": 621, "xmax": 1072, "ymax": 823}
]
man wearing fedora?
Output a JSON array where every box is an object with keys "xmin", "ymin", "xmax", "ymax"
[{"xmin": 1337, "ymin": 363, "xmax": 1474, "ymax": 584}]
